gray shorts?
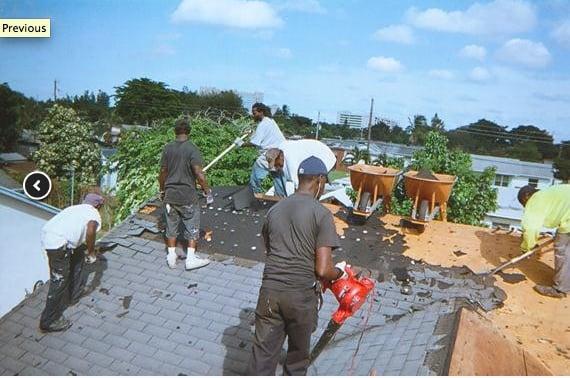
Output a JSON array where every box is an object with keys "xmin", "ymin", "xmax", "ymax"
[{"xmin": 164, "ymin": 202, "xmax": 200, "ymax": 241}]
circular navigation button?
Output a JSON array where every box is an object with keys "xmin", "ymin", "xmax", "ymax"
[{"xmin": 23, "ymin": 171, "xmax": 52, "ymax": 200}]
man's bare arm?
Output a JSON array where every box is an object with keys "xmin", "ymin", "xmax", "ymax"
[
  {"xmin": 192, "ymin": 164, "xmax": 210, "ymax": 193},
  {"xmin": 86, "ymin": 220, "xmax": 98, "ymax": 258},
  {"xmin": 158, "ymin": 166, "xmax": 168, "ymax": 194},
  {"xmin": 315, "ymin": 246, "xmax": 343, "ymax": 282}
]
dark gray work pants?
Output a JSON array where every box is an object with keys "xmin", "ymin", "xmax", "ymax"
[
  {"xmin": 39, "ymin": 246, "xmax": 85, "ymax": 329},
  {"xmin": 248, "ymin": 287, "xmax": 318, "ymax": 376},
  {"xmin": 554, "ymin": 233, "xmax": 570, "ymax": 293}
]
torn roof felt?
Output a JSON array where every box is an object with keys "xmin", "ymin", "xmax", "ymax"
[{"xmin": 0, "ymin": 186, "xmax": 513, "ymax": 376}]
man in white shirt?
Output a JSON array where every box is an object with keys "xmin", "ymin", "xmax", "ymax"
[
  {"xmin": 267, "ymin": 139, "xmax": 337, "ymax": 192},
  {"xmin": 234, "ymin": 103, "xmax": 287, "ymax": 196},
  {"xmin": 39, "ymin": 193, "xmax": 104, "ymax": 333}
]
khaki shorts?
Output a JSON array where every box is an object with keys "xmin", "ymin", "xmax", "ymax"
[{"xmin": 164, "ymin": 202, "xmax": 200, "ymax": 241}]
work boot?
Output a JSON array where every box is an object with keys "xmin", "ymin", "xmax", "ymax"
[
  {"xmin": 39, "ymin": 317, "xmax": 72, "ymax": 333},
  {"xmin": 166, "ymin": 250, "xmax": 177, "ymax": 269},
  {"xmin": 185, "ymin": 255, "xmax": 210, "ymax": 271},
  {"xmin": 533, "ymin": 285, "xmax": 567, "ymax": 298}
]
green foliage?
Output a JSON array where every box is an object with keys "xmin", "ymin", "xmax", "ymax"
[
  {"xmin": 345, "ymin": 187, "xmax": 357, "ymax": 203},
  {"xmin": 111, "ymin": 116, "xmax": 257, "ymax": 222},
  {"xmin": 0, "ymin": 83, "xmax": 22, "ymax": 150},
  {"xmin": 115, "ymin": 78, "xmax": 182, "ymax": 125},
  {"xmin": 372, "ymin": 154, "xmax": 405, "ymax": 170},
  {"xmin": 509, "ymin": 141, "xmax": 542, "ymax": 162},
  {"xmin": 114, "ymin": 78, "xmax": 245, "ymax": 126},
  {"xmin": 407, "ymin": 131, "xmax": 497, "ymax": 225},
  {"xmin": 33, "ymin": 104, "xmax": 101, "ymax": 185},
  {"xmin": 343, "ymin": 147, "xmax": 371, "ymax": 165}
]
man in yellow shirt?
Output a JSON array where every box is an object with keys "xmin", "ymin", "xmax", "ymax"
[{"xmin": 519, "ymin": 184, "xmax": 570, "ymax": 298}]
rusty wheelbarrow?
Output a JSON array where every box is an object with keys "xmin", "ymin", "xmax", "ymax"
[
  {"xmin": 348, "ymin": 164, "xmax": 401, "ymax": 220},
  {"xmin": 402, "ymin": 170, "xmax": 456, "ymax": 231}
]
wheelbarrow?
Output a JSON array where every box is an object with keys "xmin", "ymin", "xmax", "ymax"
[
  {"xmin": 347, "ymin": 164, "xmax": 401, "ymax": 221},
  {"xmin": 402, "ymin": 170, "xmax": 456, "ymax": 232}
]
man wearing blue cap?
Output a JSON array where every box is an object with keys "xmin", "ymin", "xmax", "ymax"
[
  {"xmin": 39, "ymin": 192, "xmax": 105, "ymax": 332},
  {"xmin": 248, "ymin": 156, "xmax": 347, "ymax": 375}
]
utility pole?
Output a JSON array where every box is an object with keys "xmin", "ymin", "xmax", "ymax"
[
  {"xmin": 366, "ymin": 98, "xmax": 374, "ymax": 154},
  {"xmin": 53, "ymin": 80, "xmax": 57, "ymax": 101},
  {"xmin": 315, "ymin": 111, "xmax": 321, "ymax": 140}
]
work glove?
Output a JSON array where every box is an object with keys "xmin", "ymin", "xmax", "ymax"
[
  {"xmin": 206, "ymin": 190, "xmax": 214, "ymax": 205},
  {"xmin": 334, "ymin": 261, "xmax": 349, "ymax": 281},
  {"xmin": 85, "ymin": 254, "xmax": 97, "ymax": 264},
  {"xmin": 233, "ymin": 137, "xmax": 244, "ymax": 148}
]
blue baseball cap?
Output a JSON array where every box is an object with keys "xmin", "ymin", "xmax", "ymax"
[{"xmin": 298, "ymin": 156, "xmax": 330, "ymax": 182}]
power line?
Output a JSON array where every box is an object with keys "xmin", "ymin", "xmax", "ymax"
[
  {"xmin": 453, "ymin": 127, "xmax": 554, "ymax": 141},
  {"xmin": 454, "ymin": 129, "xmax": 570, "ymax": 146}
]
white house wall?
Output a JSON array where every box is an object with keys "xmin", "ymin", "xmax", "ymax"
[{"xmin": 0, "ymin": 200, "xmax": 52, "ymax": 317}]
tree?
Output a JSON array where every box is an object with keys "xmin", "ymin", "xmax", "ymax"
[
  {"xmin": 448, "ymin": 119, "xmax": 510, "ymax": 156},
  {"xmin": 510, "ymin": 141, "xmax": 542, "ymax": 162},
  {"xmin": 510, "ymin": 125, "xmax": 556, "ymax": 161},
  {"xmin": 554, "ymin": 141, "xmax": 570, "ymax": 182},
  {"xmin": 430, "ymin": 113, "xmax": 445, "ymax": 131},
  {"xmin": 33, "ymin": 104, "xmax": 101, "ymax": 184},
  {"xmin": 406, "ymin": 114, "xmax": 431, "ymax": 145},
  {"xmin": 115, "ymin": 78, "xmax": 182, "ymax": 125},
  {"xmin": 405, "ymin": 131, "xmax": 498, "ymax": 225},
  {"xmin": 0, "ymin": 83, "xmax": 23, "ymax": 150}
]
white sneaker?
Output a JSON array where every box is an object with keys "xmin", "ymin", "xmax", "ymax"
[
  {"xmin": 185, "ymin": 255, "xmax": 210, "ymax": 270},
  {"xmin": 166, "ymin": 251, "xmax": 177, "ymax": 269}
]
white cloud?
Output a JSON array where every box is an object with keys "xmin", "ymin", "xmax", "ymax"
[
  {"xmin": 367, "ymin": 56, "xmax": 404, "ymax": 73},
  {"xmin": 171, "ymin": 0, "xmax": 283, "ymax": 29},
  {"xmin": 373, "ymin": 24, "xmax": 414, "ymax": 44},
  {"xmin": 273, "ymin": 47, "xmax": 292, "ymax": 59},
  {"xmin": 459, "ymin": 44, "xmax": 486, "ymax": 61},
  {"xmin": 551, "ymin": 20, "xmax": 570, "ymax": 48},
  {"xmin": 277, "ymin": 0, "xmax": 325, "ymax": 14},
  {"xmin": 428, "ymin": 69, "xmax": 455, "ymax": 80},
  {"xmin": 405, "ymin": 0, "xmax": 536, "ymax": 36},
  {"xmin": 469, "ymin": 67, "xmax": 491, "ymax": 81},
  {"xmin": 497, "ymin": 39, "xmax": 551, "ymax": 68}
]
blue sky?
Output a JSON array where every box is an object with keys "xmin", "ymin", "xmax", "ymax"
[{"xmin": 1, "ymin": 0, "xmax": 570, "ymax": 141}]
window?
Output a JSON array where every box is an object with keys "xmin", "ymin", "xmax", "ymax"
[
  {"xmin": 528, "ymin": 178, "xmax": 539, "ymax": 188},
  {"xmin": 494, "ymin": 174, "xmax": 511, "ymax": 187}
]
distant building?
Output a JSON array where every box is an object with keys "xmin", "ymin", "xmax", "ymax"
[
  {"xmin": 337, "ymin": 112, "xmax": 364, "ymax": 129},
  {"xmin": 239, "ymin": 91, "xmax": 264, "ymax": 111}
]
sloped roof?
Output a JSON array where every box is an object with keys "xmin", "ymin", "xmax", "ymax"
[
  {"xmin": 0, "ymin": 187, "xmax": 505, "ymax": 375},
  {"xmin": 471, "ymin": 154, "xmax": 554, "ymax": 179}
]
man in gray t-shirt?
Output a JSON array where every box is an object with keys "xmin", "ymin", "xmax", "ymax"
[
  {"xmin": 159, "ymin": 119, "xmax": 213, "ymax": 271},
  {"xmin": 248, "ymin": 156, "xmax": 348, "ymax": 376}
]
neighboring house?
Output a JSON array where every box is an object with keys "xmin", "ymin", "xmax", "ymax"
[
  {"xmin": 100, "ymin": 147, "xmax": 118, "ymax": 192},
  {"xmin": 470, "ymin": 154, "xmax": 559, "ymax": 229},
  {"xmin": 0, "ymin": 152, "xmax": 27, "ymax": 165},
  {"xmin": 16, "ymin": 129, "xmax": 41, "ymax": 159},
  {"xmin": 0, "ymin": 186, "xmax": 59, "ymax": 317}
]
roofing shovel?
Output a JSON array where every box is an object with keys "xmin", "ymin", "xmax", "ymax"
[
  {"xmin": 309, "ymin": 265, "xmax": 375, "ymax": 365},
  {"xmin": 203, "ymin": 129, "xmax": 252, "ymax": 172},
  {"xmin": 483, "ymin": 237, "xmax": 555, "ymax": 276}
]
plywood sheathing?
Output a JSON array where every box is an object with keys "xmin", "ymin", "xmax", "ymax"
[
  {"xmin": 449, "ymin": 308, "xmax": 552, "ymax": 375},
  {"xmin": 376, "ymin": 214, "xmax": 570, "ymax": 375}
]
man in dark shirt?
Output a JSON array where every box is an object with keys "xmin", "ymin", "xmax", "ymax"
[
  {"xmin": 248, "ymin": 156, "xmax": 347, "ymax": 375},
  {"xmin": 159, "ymin": 118, "xmax": 213, "ymax": 270}
]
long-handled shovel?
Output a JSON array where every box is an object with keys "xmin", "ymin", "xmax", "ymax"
[
  {"xmin": 483, "ymin": 237, "xmax": 555, "ymax": 276},
  {"xmin": 203, "ymin": 130, "xmax": 252, "ymax": 172}
]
